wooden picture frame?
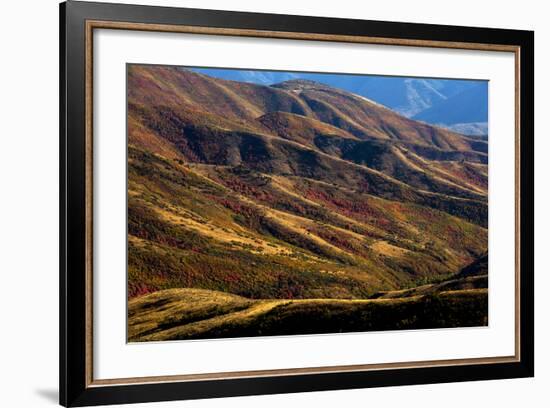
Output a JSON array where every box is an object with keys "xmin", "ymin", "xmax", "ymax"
[{"xmin": 60, "ymin": 1, "xmax": 534, "ymax": 406}]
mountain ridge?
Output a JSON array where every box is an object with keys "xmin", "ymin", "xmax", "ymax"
[
  {"xmin": 189, "ymin": 67, "xmax": 488, "ymax": 135},
  {"xmin": 127, "ymin": 64, "xmax": 488, "ymax": 304}
]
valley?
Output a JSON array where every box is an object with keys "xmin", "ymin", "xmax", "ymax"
[{"xmin": 127, "ymin": 65, "xmax": 488, "ymax": 341}]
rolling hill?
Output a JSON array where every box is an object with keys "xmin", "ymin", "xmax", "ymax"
[
  {"xmin": 190, "ymin": 68, "xmax": 488, "ymax": 134},
  {"xmin": 190, "ymin": 67, "xmax": 487, "ymax": 135},
  {"xmin": 129, "ymin": 288, "xmax": 488, "ymax": 342},
  {"xmin": 127, "ymin": 65, "xmax": 488, "ymax": 340}
]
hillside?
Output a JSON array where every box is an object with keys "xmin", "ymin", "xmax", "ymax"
[
  {"xmin": 190, "ymin": 67, "xmax": 487, "ymax": 135},
  {"xmin": 127, "ymin": 65, "xmax": 488, "ymax": 340},
  {"xmin": 129, "ymin": 288, "xmax": 488, "ymax": 342}
]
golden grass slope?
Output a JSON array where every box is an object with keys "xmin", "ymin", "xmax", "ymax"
[
  {"xmin": 129, "ymin": 287, "xmax": 488, "ymax": 341},
  {"xmin": 127, "ymin": 147, "xmax": 487, "ymax": 299},
  {"xmin": 126, "ymin": 65, "xmax": 489, "ymax": 340}
]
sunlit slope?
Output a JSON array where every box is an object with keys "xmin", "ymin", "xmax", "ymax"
[
  {"xmin": 129, "ymin": 111, "xmax": 487, "ymax": 227},
  {"xmin": 129, "ymin": 288, "xmax": 488, "ymax": 341},
  {"xmin": 128, "ymin": 148, "xmax": 487, "ymax": 299},
  {"xmin": 128, "ymin": 66, "xmax": 487, "ymax": 220},
  {"xmin": 127, "ymin": 64, "xmax": 488, "ymax": 309},
  {"xmin": 129, "ymin": 66, "xmax": 486, "ymax": 152}
]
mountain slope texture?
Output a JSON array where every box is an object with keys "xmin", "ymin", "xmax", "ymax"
[
  {"xmin": 191, "ymin": 67, "xmax": 488, "ymax": 135},
  {"xmin": 127, "ymin": 65, "xmax": 488, "ymax": 341}
]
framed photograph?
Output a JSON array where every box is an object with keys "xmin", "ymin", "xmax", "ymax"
[{"xmin": 60, "ymin": 1, "xmax": 534, "ymax": 406}]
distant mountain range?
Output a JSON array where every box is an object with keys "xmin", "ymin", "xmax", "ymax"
[{"xmin": 190, "ymin": 67, "xmax": 488, "ymax": 136}]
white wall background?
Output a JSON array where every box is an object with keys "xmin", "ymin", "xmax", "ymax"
[{"xmin": 0, "ymin": 0, "xmax": 545, "ymax": 407}]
